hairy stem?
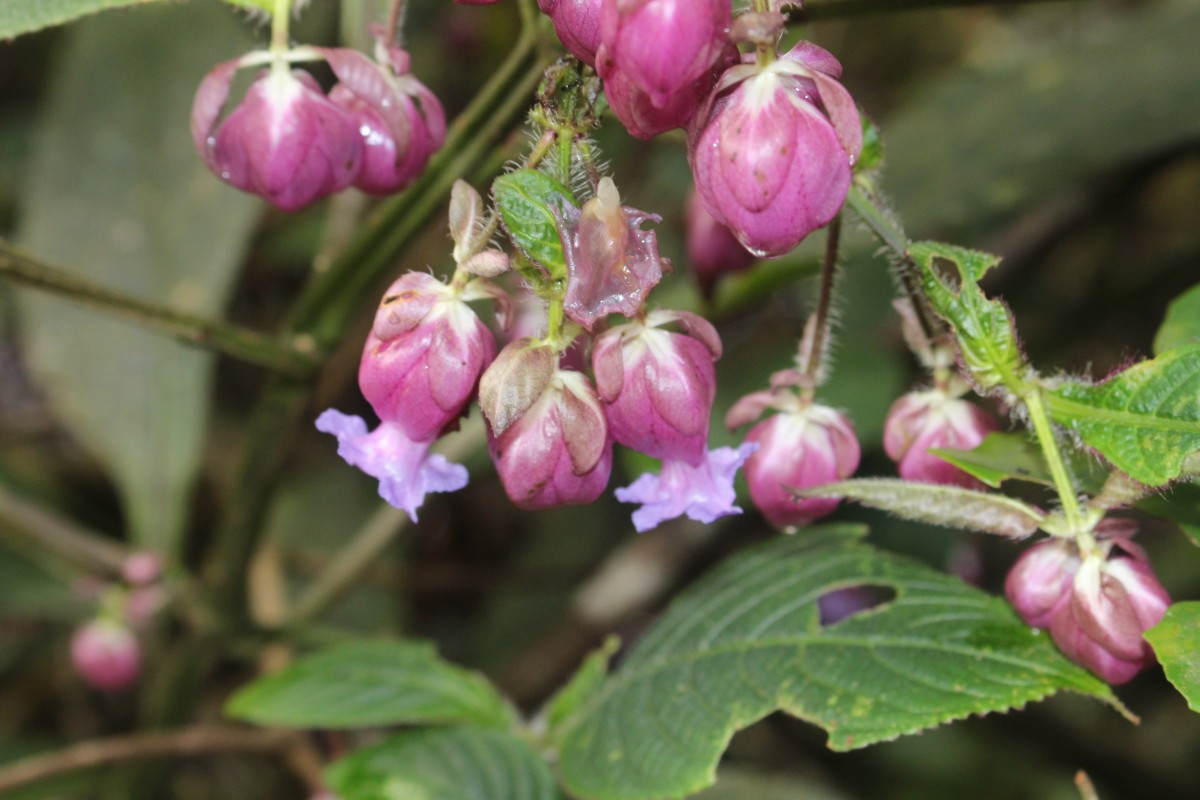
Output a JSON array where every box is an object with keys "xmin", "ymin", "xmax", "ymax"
[
  {"xmin": 0, "ymin": 241, "xmax": 318, "ymax": 377},
  {"xmin": 271, "ymin": 0, "xmax": 292, "ymax": 54},
  {"xmin": 799, "ymin": 215, "xmax": 842, "ymax": 385},
  {"xmin": 1025, "ymin": 390, "xmax": 1086, "ymax": 536}
]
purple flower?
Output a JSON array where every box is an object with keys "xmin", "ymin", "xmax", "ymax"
[
  {"xmin": 316, "ymin": 409, "xmax": 468, "ymax": 521},
  {"xmin": 322, "ymin": 46, "xmax": 446, "ymax": 196},
  {"xmin": 558, "ymin": 178, "xmax": 665, "ymax": 330},
  {"xmin": 688, "ymin": 41, "xmax": 862, "ymax": 257},
  {"xmin": 71, "ymin": 620, "xmax": 141, "ymax": 692},
  {"xmin": 488, "ymin": 369, "xmax": 613, "ymax": 510},
  {"xmin": 616, "ymin": 443, "xmax": 757, "ymax": 533},
  {"xmin": 538, "ymin": 0, "xmax": 603, "ymax": 67},
  {"xmin": 592, "ymin": 310, "xmax": 721, "ymax": 465},
  {"xmin": 738, "ymin": 402, "xmax": 860, "ymax": 530},
  {"xmin": 883, "ymin": 388, "xmax": 1000, "ymax": 489},
  {"xmin": 191, "ymin": 60, "xmax": 362, "ymax": 211},
  {"xmin": 358, "ymin": 273, "xmax": 497, "ymax": 442}
]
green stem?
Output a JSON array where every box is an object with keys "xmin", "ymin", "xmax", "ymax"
[
  {"xmin": 0, "ymin": 481, "xmax": 128, "ymax": 575},
  {"xmin": 271, "ymin": 0, "xmax": 292, "ymax": 53},
  {"xmin": 800, "ymin": 0, "xmax": 1081, "ymax": 21},
  {"xmin": 1025, "ymin": 390, "xmax": 1085, "ymax": 534},
  {"xmin": 0, "ymin": 241, "xmax": 318, "ymax": 377}
]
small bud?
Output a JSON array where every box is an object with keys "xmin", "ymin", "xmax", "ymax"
[
  {"xmin": 741, "ymin": 403, "xmax": 860, "ymax": 529},
  {"xmin": 316, "ymin": 410, "xmax": 468, "ymax": 521},
  {"xmin": 71, "ymin": 620, "xmax": 141, "ymax": 692},
  {"xmin": 488, "ymin": 369, "xmax": 613, "ymax": 510},
  {"xmin": 1005, "ymin": 540, "xmax": 1079, "ymax": 630},
  {"xmin": 359, "ymin": 273, "xmax": 497, "ymax": 442},
  {"xmin": 688, "ymin": 42, "xmax": 862, "ymax": 257},
  {"xmin": 883, "ymin": 389, "xmax": 999, "ymax": 489},
  {"xmin": 121, "ymin": 551, "xmax": 163, "ymax": 586},
  {"xmin": 191, "ymin": 61, "xmax": 362, "ymax": 211},
  {"xmin": 685, "ymin": 187, "xmax": 756, "ymax": 293},
  {"xmin": 557, "ymin": 178, "xmax": 665, "ymax": 329},
  {"xmin": 616, "ymin": 444, "xmax": 757, "ymax": 533},
  {"xmin": 538, "ymin": 0, "xmax": 603, "ymax": 67},
  {"xmin": 592, "ymin": 311, "xmax": 720, "ymax": 465}
]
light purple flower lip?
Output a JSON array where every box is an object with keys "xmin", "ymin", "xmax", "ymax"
[{"xmin": 616, "ymin": 443, "xmax": 757, "ymax": 533}]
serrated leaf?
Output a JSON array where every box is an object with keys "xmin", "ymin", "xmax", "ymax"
[
  {"xmin": 546, "ymin": 636, "xmax": 620, "ymax": 741},
  {"xmin": 1044, "ymin": 346, "xmax": 1200, "ymax": 487},
  {"xmin": 556, "ymin": 526, "xmax": 1120, "ymax": 800},
  {"xmin": 796, "ymin": 479, "xmax": 1043, "ymax": 538},
  {"xmin": 931, "ymin": 432, "xmax": 1109, "ymax": 493},
  {"xmin": 225, "ymin": 640, "xmax": 515, "ymax": 729},
  {"xmin": 1144, "ymin": 602, "xmax": 1200, "ymax": 714},
  {"xmin": 910, "ymin": 242, "xmax": 1026, "ymax": 392},
  {"xmin": 15, "ymin": 4, "xmax": 259, "ymax": 553},
  {"xmin": 493, "ymin": 169, "xmax": 574, "ymax": 280},
  {"xmin": 326, "ymin": 727, "xmax": 562, "ymax": 800},
  {"xmin": 1154, "ymin": 283, "xmax": 1200, "ymax": 355}
]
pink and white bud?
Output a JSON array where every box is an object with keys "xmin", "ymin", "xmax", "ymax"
[
  {"xmin": 488, "ymin": 369, "xmax": 613, "ymax": 510},
  {"xmin": 1005, "ymin": 540, "xmax": 1080, "ymax": 630},
  {"xmin": 597, "ymin": 0, "xmax": 731, "ymax": 110},
  {"xmin": 558, "ymin": 178, "xmax": 665, "ymax": 330},
  {"xmin": 592, "ymin": 311, "xmax": 721, "ymax": 465},
  {"xmin": 191, "ymin": 61, "xmax": 362, "ymax": 211},
  {"xmin": 359, "ymin": 273, "xmax": 497, "ymax": 442},
  {"xmin": 883, "ymin": 389, "xmax": 999, "ymax": 489},
  {"xmin": 742, "ymin": 404, "xmax": 860, "ymax": 530},
  {"xmin": 1050, "ymin": 553, "xmax": 1170, "ymax": 684},
  {"xmin": 316, "ymin": 410, "xmax": 468, "ymax": 521},
  {"xmin": 688, "ymin": 42, "xmax": 862, "ymax": 257},
  {"xmin": 616, "ymin": 443, "xmax": 757, "ymax": 533},
  {"xmin": 121, "ymin": 551, "xmax": 164, "ymax": 587},
  {"xmin": 71, "ymin": 620, "xmax": 141, "ymax": 692},
  {"xmin": 323, "ymin": 47, "xmax": 446, "ymax": 196},
  {"xmin": 538, "ymin": 0, "xmax": 602, "ymax": 67},
  {"xmin": 685, "ymin": 187, "xmax": 756, "ymax": 292}
]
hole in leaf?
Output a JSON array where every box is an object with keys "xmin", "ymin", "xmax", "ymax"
[
  {"xmin": 930, "ymin": 256, "xmax": 963, "ymax": 295},
  {"xmin": 818, "ymin": 584, "xmax": 897, "ymax": 627}
]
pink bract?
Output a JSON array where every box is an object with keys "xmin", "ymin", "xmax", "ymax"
[
  {"xmin": 71, "ymin": 620, "xmax": 141, "ymax": 692},
  {"xmin": 883, "ymin": 389, "xmax": 1000, "ymax": 489},
  {"xmin": 539, "ymin": 0, "xmax": 603, "ymax": 67}
]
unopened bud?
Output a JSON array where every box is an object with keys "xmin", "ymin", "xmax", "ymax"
[{"xmin": 71, "ymin": 620, "xmax": 141, "ymax": 692}]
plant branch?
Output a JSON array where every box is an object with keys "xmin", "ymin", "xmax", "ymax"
[
  {"xmin": 799, "ymin": 214, "xmax": 841, "ymax": 385},
  {"xmin": 0, "ymin": 725, "xmax": 323, "ymax": 796},
  {"xmin": 1025, "ymin": 390, "xmax": 1086, "ymax": 535},
  {"xmin": 799, "ymin": 0, "xmax": 1081, "ymax": 21},
  {"xmin": 0, "ymin": 481, "xmax": 128, "ymax": 575},
  {"xmin": 0, "ymin": 241, "xmax": 319, "ymax": 377}
]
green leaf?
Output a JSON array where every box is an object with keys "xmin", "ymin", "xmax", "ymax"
[
  {"xmin": 493, "ymin": 169, "xmax": 574, "ymax": 281},
  {"xmin": 225, "ymin": 640, "xmax": 515, "ymax": 729},
  {"xmin": 1137, "ymin": 482, "xmax": 1200, "ymax": 547},
  {"xmin": 931, "ymin": 432, "xmax": 1109, "ymax": 493},
  {"xmin": 555, "ymin": 526, "xmax": 1122, "ymax": 800},
  {"xmin": 1154, "ymin": 283, "xmax": 1200, "ymax": 355},
  {"xmin": 326, "ymin": 727, "xmax": 562, "ymax": 800},
  {"xmin": 545, "ymin": 636, "xmax": 620, "ymax": 741},
  {"xmin": 796, "ymin": 478, "xmax": 1043, "ymax": 539},
  {"xmin": 1144, "ymin": 602, "xmax": 1200, "ymax": 714},
  {"xmin": 1044, "ymin": 346, "xmax": 1200, "ymax": 487},
  {"xmin": 15, "ymin": 4, "xmax": 259, "ymax": 553},
  {"xmin": 0, "ymin": 0, "xmax": 276, "ymax": 39},
  {"xmin": 909, "ymin": 242, "xmax": 1027, "ymax": 392}
]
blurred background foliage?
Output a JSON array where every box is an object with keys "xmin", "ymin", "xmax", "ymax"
[{"xmin": 1, "ymin": 0, "xmax": 1199, "ymax": 798}]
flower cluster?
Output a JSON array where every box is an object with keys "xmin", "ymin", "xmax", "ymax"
[{"xmin": 192, "ymin": 34, "xmax": 443, "ymax": 210}]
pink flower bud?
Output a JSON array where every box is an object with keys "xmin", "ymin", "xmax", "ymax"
[
  {"xmin": 316, "ymin": 410, "xmax": 468, "ymax": 521},
  {"xmin": 742, "ymin": 404, "xmax": 860, "ymax": 529},
  {"xmin": 121, "ymin": 551, "xmax": 164, "ymax": 586},
  {"xmin": 558, "ymin": 178, "xmax": 665, "ymax": 330},
  {"xmin": 359, "ymin": 273, "xmax": 497, "ymax": 442},
  {"xmin": 538, "ymin": 0, "xmax": 602, "ymax": 67},
  {"xmin": 592, "ymin": 310, "xmax": 721, "ymax": 465},
  {"xmin": 685, "ymin": 187, "xmax": 755, "ymax": 292},
  {"xmin": 71, "ymin": 620, "xmax": 141, "ymax": 692},
  {"xmin": 192, "ymin": 61, "xmax": 362, "ymax": 211},
  {"xmin": 616, "ymin": 444, "xmax": 756, "ymax": 533},
  {"xmin": 323, "ymin": 47, "xmax": 446, "ymax": 196},
  {"xmin": 1050, "ymin": 553, "xmax": 1170, "ymax": 684},
  {"xmin": 1005, "ymin": 540, "xmax": 1079, "ymax": 630},
  {"xmin": 488, "ymin": 369, "xmax": 613, "ymax": 510},
  {"xmin": 597, "ymin": 0, "xmax": 731, "ymax": 110},
  {"xmin": 883, "ymin": 389, "xmax": 999, "ymax": 489},
  {"xmin": 688, "ymin": 42, "xmax": 862, "ymax": 257}
]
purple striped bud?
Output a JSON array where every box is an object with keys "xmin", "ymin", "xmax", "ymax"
[
  {"xmin": 488, "ymin": 369, "xmax": 613, "ymax": 510},
  {"xmin": 688, "ymin": 42, "xmax": 862, "ymax": 257},
  {"xmin": 883, "ymin": 389, "xmax": 999, "ymax": 489},
  {"xmin": 592, "ymin": 310, "xmax": 721, "ymax": 465},
  {"xmin": 71, "ymin": 620, "xmax": 141, "ymax": 692},
  {"xmin": 597, "ymin": 0, "xmax": 731, "ymax": 110},
  {"xmin": 191, "ymin": 61, "xmax": 362, "ymax": 211},
  {"xmin": 538, "ymin": 0, "xmax": 602, "ymax": 67},
  {"xmin": 323, "ymin": 47, "xmax": 446, "ymax": 196},
  {"xmin": 359, "ymin": 273, "xmax": 497, "ymax": 442},
  {"xmin": 1005, "ymin": 540, "xmax": 1079, "ymax": 630},
  {"xmin": 741, "ymin": 404, "xmax": 860, "ymax": 530}
]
